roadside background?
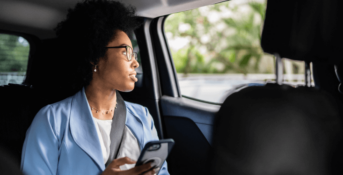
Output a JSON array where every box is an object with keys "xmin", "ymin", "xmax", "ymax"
[{"xmin": 165, "ymin": 0, "xmax": 312, "ymax": 103}]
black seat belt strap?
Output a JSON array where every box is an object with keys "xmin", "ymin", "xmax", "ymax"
[{"xmin": 105, "ymin": 91, "xmax": 127, "ymax": 166}]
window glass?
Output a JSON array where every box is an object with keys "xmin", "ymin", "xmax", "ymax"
[
  {"xmin": 282, "ymin": 59, "xmax": 313, "ymax": 87},
  {"xmin": 0, "ymin": 34, "xmax": 30, "ymax": 86},
  {"xmin": 165, "ymin": 0, "xmax": 311, "ymax": 104}
]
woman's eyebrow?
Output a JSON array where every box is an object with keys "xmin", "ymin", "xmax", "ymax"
[{"xmin": 119, "ymin": 44, "xmax": 133, "ymax": 48}]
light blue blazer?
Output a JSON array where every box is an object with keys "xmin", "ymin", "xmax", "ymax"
[{"xmin": 21, "ymin": 88, "xmax": 169, "ymax": 175}]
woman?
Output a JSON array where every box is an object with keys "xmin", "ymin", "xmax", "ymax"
[{"xmin": 20, "ymin": 0, "xmax": 169, "ymax": 174}]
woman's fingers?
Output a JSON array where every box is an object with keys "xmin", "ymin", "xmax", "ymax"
[
  {"xmin": 125, "ymin": 162, "xmax": 152, "ymax": 174},
  {"xmin": 104, "ymin": 158, "xmax": 156, "ymax": 175},
  {"xmin": 108, "ymin": 157, "xmax": 136, "ymax": 168},
  {"xmin": 142, "ymin": 169, "xmax": 155, "ymax": 175}
]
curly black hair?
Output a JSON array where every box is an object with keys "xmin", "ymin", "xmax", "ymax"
[{"xmin": 53, "ymin": 0, "xmax": 140, "ymax": 93}]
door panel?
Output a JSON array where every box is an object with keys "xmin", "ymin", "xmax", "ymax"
[
  {"xmin": 160, "ymin": 96, "xmax": 219, "ymax": 141},
  {"xmin": 164, "ymin": 116, "xmax": 211, "ymax": 175},
  {"xmin": 160, "ymin": 96, "xmax": 219, "ymax": 175}
]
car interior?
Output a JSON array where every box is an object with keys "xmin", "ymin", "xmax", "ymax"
[{"xmin": 0, "ymin": 0, "xmax": 343, "ymax": 174}]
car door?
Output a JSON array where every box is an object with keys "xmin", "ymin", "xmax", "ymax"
[{"xmin": 149, "ymin": 16, "xmax": 220, "ymax": 175}]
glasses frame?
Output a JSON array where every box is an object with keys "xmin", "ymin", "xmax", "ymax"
[{"xmin": 106, "ymin": 45, "xmax": 137, "ymax": 61}]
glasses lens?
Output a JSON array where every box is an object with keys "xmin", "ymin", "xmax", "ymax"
[
  {"xmin": 126, "ymin": 46, "xmax": 132, "ymax": 61},
  {"xmin": 133, "ymin": 53, "xmax": 137, "ymax": 60}
]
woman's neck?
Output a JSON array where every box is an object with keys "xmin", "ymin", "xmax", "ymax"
[{"xmin": 85, "ymin": 81, "xmax": 117, "ymax": 119}]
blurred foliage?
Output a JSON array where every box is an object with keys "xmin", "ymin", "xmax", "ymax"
[
  {"xmin": 0, "ymin": 34, "xmax": 29, "ymax": 72},
  {"xmin": 165, "ymin": 0, "xmax": 274, "ymax": 75}
]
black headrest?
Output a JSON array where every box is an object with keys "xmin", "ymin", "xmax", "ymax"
[
  {"xmin": 211, "ymin": 85, "xmax": 343, "ymax": 175},
  {"xmin": 261, "ymin": 0, "xmax": 343, "ymax": 64}
]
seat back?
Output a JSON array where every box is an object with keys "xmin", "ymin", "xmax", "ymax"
[
  {"xmin": 0, "ymin": 38, "xmax": 73, "ymax": 164},
  {"xmin": 211, "ymin": 84, "xmax": 343, "ymax": 175},
  {"xmin": 0, "ymin": 84, "xmax": 36, "ymax": 164},
  {"xmin": 0, "ymin": 146, "xmax": 23, "ymax": 174},
  {"xmin": 335, "ymin": 62, "xmax": 343, "ymax": 94}
]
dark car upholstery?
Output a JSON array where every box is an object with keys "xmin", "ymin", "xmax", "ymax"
[
  {"xmin": 0, "ymin": 38, "xmax": 77, "ymax": 164},
  {"xmin": 210, "ymin": 0, "xmax": 343, "ymax": 174},
  {"xmin": 335, "ymin": 62, "xmax": 343, "ymax": 94},
  {"xmin": 211, "ymin": 84, "xmax": 343, "ymax": 175}
]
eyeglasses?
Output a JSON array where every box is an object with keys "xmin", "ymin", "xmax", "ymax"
[{"xmin": 105, "ymin": 45, "xmax": 137, "ymax": 61}]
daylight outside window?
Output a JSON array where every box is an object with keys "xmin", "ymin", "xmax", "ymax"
[
  {"xmin": 0, "ymin": 34, "xmax": 30, "ymax": 86},
  {"xmin": 165, "ymin": 0, "xmax": 312, "ymax": 104}
]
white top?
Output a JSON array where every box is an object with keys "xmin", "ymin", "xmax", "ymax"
[
  {"xmin": 92, "ymin": 118, "xmax": 112, "ymax": 164},
  {"xmin": 92, "ymin": 117, "xmax": 141, "ymax": 170},
  {"xmin": 116, "ymin": 126, "xmax": 141, "ymax": 170}
]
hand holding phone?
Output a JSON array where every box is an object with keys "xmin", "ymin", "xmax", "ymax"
[
  {"xmin": 135, "ymin": 139, "xmax": 175, "ymax": 174},
  {"xmin": 102, "ymin": 157, "xmax": 155, "ymax": 175}
]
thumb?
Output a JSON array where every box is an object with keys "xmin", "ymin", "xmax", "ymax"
[{"xmin": 109, "ymin": 157, "xmax": 136, "ymax": 168}]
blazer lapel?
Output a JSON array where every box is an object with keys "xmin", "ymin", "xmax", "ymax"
[
  {"xmin": 125, "ymin": 103, "xmax": 145, "ymax": 150},
  {"xmin": 69, "ymin": 88, "xmax": 105, "ymax": 170}
]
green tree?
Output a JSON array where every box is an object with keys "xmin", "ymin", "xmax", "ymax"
[
  {"xmin": 0, "ymin": 34, "xmax": 30, "ymax": 72},
  {"xmin": 165, "ymin": 0, "xmax": 269, "ymax": 75}
]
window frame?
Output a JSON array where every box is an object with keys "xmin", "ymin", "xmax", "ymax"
[
  {"xmin": 150, "ymin": 15, "xmax": 181, "ymax": 98},
  {"xmin": 0, "ymin": 30, "xmax": 40, "ymax": 86},
  {"xmin": 157, "ymin": 14, "xmax": 224, "ymax": 105}
]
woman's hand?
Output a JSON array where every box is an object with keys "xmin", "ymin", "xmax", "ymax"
[{"xmin": 102, "ymin": 157, "xmax": 155, "ymax": 175}]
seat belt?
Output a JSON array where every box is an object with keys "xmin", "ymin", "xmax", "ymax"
[{"xmin": 105, "ymin": 91, "xmax": 127, "ymax": 166}]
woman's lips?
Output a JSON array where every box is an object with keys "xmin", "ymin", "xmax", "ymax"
[{"xmin": 129, "ymin": 75, "xmax": 138, "ymax": 82}]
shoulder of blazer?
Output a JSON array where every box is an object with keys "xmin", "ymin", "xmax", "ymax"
[
  {"xmin": 42, "ymin": 95, "xmax": 74, "ymax": 143},
  {"xmin": 124, "ymin": 101, "xmax": 148, "ymax": 118}
]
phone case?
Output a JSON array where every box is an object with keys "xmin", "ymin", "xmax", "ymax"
[{"xmin": 135, "ymin": 139, "xmax": 175, "ymax": 174}]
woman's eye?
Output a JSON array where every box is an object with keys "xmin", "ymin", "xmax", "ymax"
[{"xmin": 123, "ymin": 51, "xmax": 127, "ymax": 55}]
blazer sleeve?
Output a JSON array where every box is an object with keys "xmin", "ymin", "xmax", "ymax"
[
  {"xmin": 21, "ymin": 105, "xmax": 59, "ymax": 175},
  {"xmin": 145, "ymin": 108, "xmax": 170, "ymax": 175}
]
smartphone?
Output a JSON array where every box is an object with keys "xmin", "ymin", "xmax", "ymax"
[{"xmin": 135, "ymin": 139, "xmax": 175, "ymax": 174}]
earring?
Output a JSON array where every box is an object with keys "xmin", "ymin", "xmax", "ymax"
[{"xmin": 94, "ymin": 65, "xmax": 97, "ymax": 72}]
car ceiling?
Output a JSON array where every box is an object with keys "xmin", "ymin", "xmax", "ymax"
[{"xmin": 0, "ymin": 0, "xmax": 225, "ymax": 39}]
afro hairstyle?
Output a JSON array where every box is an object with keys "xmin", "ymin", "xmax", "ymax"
[{"xmin": 53, "ymin": 0, "xmax": 140, "ymax": 94}]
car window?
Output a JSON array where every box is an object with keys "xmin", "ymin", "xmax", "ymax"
[
  {"xmin": 164, "ymin": 0, "xmax": 312, "ymax": 104},
  {"xmin": 0, "ymin": 34, "xmax": 30, "ymax": 86}
]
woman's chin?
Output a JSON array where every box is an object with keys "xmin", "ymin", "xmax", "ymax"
[
  {"xmin": 122, "ymin": 90, "xmax": 133, "ymax": 92},
  {"xmin": 117, "ymin": 84, "xmax": 135, "ymax": 92}
]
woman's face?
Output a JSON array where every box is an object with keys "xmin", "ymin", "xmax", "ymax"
[{"xmin": 95, "ymin": 30, "xmax": 139, "ymax": 92}]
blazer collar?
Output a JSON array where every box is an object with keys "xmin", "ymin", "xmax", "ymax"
[
  {"xmin": 69, "ymin": 88, "xmax": 147, "ymax": 170},
  {"xmin": 69, "ymin": 87, "xmax": 105, "ymax": 170}
]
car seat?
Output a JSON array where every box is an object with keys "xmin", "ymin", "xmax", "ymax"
[
  {"xmin": 0, "ymin": 146, "xmax": 23, "ymax": 175},
  {"xmin": 211, "ymin": 81, "xmax": 343, "ymax": 175},
  {"xmin": 0, "ymin": 38, "xmax": 71, "ymax": 165},
  {"xmin": 335, "ymin": 62, "xmax": 343, "ymax": 94},
  {"xmin": 210, "ymin": 0, "xmax": 343, "ymax": 174}
]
